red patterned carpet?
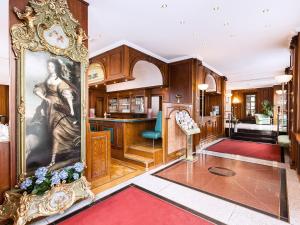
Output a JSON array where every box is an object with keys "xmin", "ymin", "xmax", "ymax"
[
  {"xmin": 58, "ymin": 186, "xmax": 216, "ymax": 225},
  {"xmin": 206, "ymin": 139, "xmax": 281, "ymax": 162}
]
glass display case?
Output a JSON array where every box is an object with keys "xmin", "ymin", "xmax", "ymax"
[
  {"xmin": 118, "ymin": 97, "xmax": 131, "ymax": 113},
  {"xmin": 108, "ymin": 98, "xmax": 118, "ymax": 113},
  {"xmin": 131, "ymin": 96, "xmax": 146, "ymax": 113}
]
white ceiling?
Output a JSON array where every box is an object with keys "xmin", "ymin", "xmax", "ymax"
[
  {"xmin": 88, "ymin": 0, "xmax": 300, "ymax": 90},
  {"xmin": 1, "ymin": 0, "xmax": 300, "ymax": 89}
]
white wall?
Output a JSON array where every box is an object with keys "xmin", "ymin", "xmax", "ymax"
[
  {"xmin": 0, "ymin": 58, "xmax": 9, "ymax": 85},
  {"xmin": 106, "ymin": 60, "xmax": 163, "ymax": 92},
  {"xmin": 0, "ymin": 0, "xmax": 9, "ymax": 85}
]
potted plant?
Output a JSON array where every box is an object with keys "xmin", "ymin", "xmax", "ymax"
[
  {"xmin": 261, "ymin": 100, "xmax": 274, "ymax": 117},
  {"xmin": 0, "ymin": 162, "xmax": 94, "ymax": 225}
]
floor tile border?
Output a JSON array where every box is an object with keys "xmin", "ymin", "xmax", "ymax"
[
  {"xmin": 152, "ymin": 155, "xmax": 289, "ymax": 223},
  {"xmin": 50, "ymin": 183, "xmax": 225, "ymax": 225}
]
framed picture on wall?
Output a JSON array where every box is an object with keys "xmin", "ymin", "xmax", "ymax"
[
  {"xmin": 24, "ymin": 50, "xmax": 82, "ymax": 174},
  {"xmin": 11, "ymin": 1, "xmax": 88, "ymax": 177}
]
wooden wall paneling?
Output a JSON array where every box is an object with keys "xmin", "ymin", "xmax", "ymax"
[
  {"xmin": 8, "ymin": 0, "xmax": 89, "ymax": 193},
  {"xmin": 231, "ymin": 87, "xmax": 274, "ymax": 120},
  {"xmin": 123, "ymin": 121, "xmax": 155, "ymax": 153},
  {"xmin": 289, "ymin": 35, "xmax": 298, "ymax": 169},
  {"xmin": 295, "ymin": 34, "xmax": 300, "ymax": 172},
  {"xmin": 162, "ymin": 103, "xmax": 193, "ymax": 162},
  {"xmin": 0, "ymin": 142, "xmax": 10, "ymax": 204},
  {"xmin": 168, "ymin": 59, "xmax": 194, "ymax": 104},
  {"xmin": 86, "ymin": 125, "xmax": 111, "ymax": 188},
  {"xmin": 0, "ymin": 85, "xmax": 9, "ymax": 123}
]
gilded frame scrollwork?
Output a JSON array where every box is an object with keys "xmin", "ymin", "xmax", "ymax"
[{"xmin": 11, "ymin": 0, "xmax": 88, "ymax": 180}]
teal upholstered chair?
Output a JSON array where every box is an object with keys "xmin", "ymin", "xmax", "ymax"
[{"xmin": 142, "ymin": 111, "xmax": 162, "ymax": 146}]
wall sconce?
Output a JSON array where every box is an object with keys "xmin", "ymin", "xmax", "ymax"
[
  {"xmin": 198, "ymin": 84, "xmax": 209, "ymax": 121},
  {"xmin": 232, "ymin": 97, "xmax": 240, "ymax": 104}
]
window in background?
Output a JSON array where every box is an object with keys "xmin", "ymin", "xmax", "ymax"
[{"xmin": 245, "ymin": 94, "xmax": 256, "ymax": 117}]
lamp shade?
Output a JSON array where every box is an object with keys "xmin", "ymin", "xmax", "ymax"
[
  {"xmin": 275, "ymin": 90, "xmax": 286, "ymax": 95},
  {"xmin": 232, "ymin": 97, "xmax": 240, "ymax": 104},
  {"xmin": 198, "ymin": 83, "xmax": 209, "ymax": 90},
  {"xmin": 274, "ymin": 75, "xmax": 292, "ymax": 84}
]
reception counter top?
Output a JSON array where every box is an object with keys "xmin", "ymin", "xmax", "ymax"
[{"xmin": 89, "ymin": 117, "xmax": 156, "ymax": 123}]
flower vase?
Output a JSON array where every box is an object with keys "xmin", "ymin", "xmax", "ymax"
[{"xmin": 0, "ymin": 176, "xmax": 94, "ymax": 225}]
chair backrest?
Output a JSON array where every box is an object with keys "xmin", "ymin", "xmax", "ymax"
[{"xmin": 154, "ymin": 111, "xmax": 162, "ymax": 132}]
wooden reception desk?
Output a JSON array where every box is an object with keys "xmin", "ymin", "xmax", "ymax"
[{"xmin": 89, "ymin": 118, "xmax": 156, "ymax": 160}]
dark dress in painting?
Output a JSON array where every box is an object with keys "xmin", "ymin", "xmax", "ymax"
[{"xmin": 32, "ymin": 76, "xmax": 80, "ymax": 167}]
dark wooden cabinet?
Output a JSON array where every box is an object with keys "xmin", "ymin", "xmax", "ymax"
[{"xmin": 90, "ymin": 45, "xmax": 168, "ymax": 85}]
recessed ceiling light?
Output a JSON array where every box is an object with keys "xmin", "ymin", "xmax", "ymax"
[
  {"xmin": 88, "ymin": 34, "xmax": 102, "ymax": 42},
  {"xmin": 161, "ymin": 4, "xmax": 167, "ymax": 8},
  {"xmin": 223, "ymin": 22, "xmax": 230, "ymax": 27},
  {"xmin": 264, "ymin": 24, "xmax": 271, "ymax": 28},
  {"xmin": 193, "ymin": 32, "xmax": 201, "ymax": 39},
  {"xmin": 179, "ymin": 20, "xmax": 186, "ymax": 25},
  {"xmin": 262, "ymin": 8, "xmax": 270, "ymax": 13},
  {"xmin": 213, "ymin": 6, "xmax": 220, "ymax": 12}
]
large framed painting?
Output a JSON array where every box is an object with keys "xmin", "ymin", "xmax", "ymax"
[{"xmin": 11, "ymin": 0, "xmax": 88, "ymax": 178}]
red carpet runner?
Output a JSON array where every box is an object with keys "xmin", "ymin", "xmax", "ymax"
[
  {"xmin": 207, "ymin": 139, "xmax": 281, "ymax": 162},
  {"xmin": 58, "ymin": 186, "xmax": 214, "ymax": 225}
]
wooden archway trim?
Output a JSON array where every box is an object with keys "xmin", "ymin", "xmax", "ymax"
[{"xmin": 128, "ymin": 47, "xmax": 169, "ymax": 86}]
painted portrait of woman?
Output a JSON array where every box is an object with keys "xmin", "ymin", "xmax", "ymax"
[{"xmin": 25, "ymin": 51, "xmax": 81, "ymax": 173}]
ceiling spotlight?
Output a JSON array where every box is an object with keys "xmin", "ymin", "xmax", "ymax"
[
  {"xmin": 88, "ymin": 34, "xmax": 102, "ymax": 42},
  {"xmin": 223, "ymin": 22, "xmax": 230, "ymax": 27},
  {"xmin": 161, "ymin": 3, "xmax": 167, "ymax": 8},
  {"xmin": 193, "ymin": 32, "xmax": 201, "ymax": 39},
  {"xmin": 264, "ymin": 24, "xmax": 271, "ymax": 28},
  {"xmin": 213, "ymin": 6, "xmax": 220, "ymax": 12},
  {"xmin": 179, "ymin": 20, "xmax": 186, "ymax": 25},
  {"xmin": 262, "ymin": 8, "xmax": 270, "ymax": 13}
]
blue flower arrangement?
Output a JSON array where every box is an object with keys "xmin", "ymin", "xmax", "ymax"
[{"xmin": 19, "ymin": 162, "xmax": 84, "ymax": 195}]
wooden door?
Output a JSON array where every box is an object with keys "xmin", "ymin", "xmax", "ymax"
[{"xmin": 95, "ymin": 97, "xmax": 104, "ymax": 117}]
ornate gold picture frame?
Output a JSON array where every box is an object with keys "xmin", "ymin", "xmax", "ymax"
[{"xmin": 11, "ymin": 0, "xmax": 88, "ymax": 179}]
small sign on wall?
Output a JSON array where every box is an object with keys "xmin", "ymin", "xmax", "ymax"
[{"xmin": 87, "ymin": 63, "xmax": 105, "ymax": 85}]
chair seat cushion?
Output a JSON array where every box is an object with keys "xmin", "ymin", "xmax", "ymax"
[
  {"xmin": 278, "ymin": 135, "xmax": 290, "ymax": 148},
  {"xmin": 142, "ymin": 131, "xmax": 161, "ymax": 139}
]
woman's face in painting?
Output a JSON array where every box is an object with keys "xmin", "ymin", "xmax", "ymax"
[{"xmin": 47, "ymin": 62, "xmax": 56, "ymax": 75}]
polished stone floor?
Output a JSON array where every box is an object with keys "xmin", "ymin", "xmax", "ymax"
[
  {"xmin": 30, "ymin": 138, "xmax": 300, "ymax": 225},
  {"xmin": 155, "ymin": 154, "xmax": 284, "ymax": 220}
]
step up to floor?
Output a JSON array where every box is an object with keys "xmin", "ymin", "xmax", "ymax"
[
  {"xmin": 231, "ymin": 135, "xmax": 276, "ymax": 144},
  {"xmin": 129, "ymin": 144, "xmax": 162, "ymax": 153},
  {"xmin": 231, "ymin": 128, "xmax": 277, "ymax": 137},
  {"xmin": 124, "ymin": 153, "xmax": 154, "ymax": 170}
]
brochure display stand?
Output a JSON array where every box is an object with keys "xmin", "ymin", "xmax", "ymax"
[{"xmin": 175, "ymin": 110, "xmax": 200, "ymax": 161}]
